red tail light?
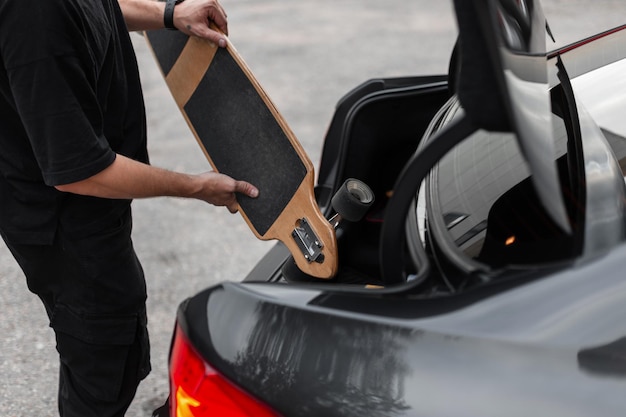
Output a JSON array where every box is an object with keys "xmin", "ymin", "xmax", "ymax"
[{"xmin": 169, "ymin": 325, "xmax": 281, "ymax": 417}]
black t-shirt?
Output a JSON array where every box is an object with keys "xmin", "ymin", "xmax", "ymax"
[{"xmin": 0, "ymin": 0, "xmax": 148, "ymax": 244}]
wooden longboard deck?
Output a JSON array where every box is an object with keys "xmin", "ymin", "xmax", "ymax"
[{"xmin": 144, "ymin": 30, "xmax": 337, "ymax": 279}]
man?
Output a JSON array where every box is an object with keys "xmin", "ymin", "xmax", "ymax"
[{"xmin": 0, "ymin": 0, "xmax": 257, "ymax": 415}]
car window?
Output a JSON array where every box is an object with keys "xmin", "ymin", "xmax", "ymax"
[{"xmin": 425, "ymin": 98, "xmax": 582, "ymax": 270}]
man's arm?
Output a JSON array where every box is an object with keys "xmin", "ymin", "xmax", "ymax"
[
  {"xmin": 118, "ymin": 0, "xmax": 229, "ymax": 47},
  {"xmin": 55, "ymin": 154, "xmax": 258, "ymax": 213}
]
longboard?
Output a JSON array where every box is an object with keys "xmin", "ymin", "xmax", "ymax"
[{"xmin": 144, "ymin": 29, "xmax": 338, "ymax": 279}]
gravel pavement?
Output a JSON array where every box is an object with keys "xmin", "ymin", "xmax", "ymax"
[{"xmin": 1, "ymin": 1, "xmax": 624, "ymax": 415}]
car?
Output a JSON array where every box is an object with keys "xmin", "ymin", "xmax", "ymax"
[{"xmin": 154, "ymin": 0, "xmax": 626, "ymax": 416}]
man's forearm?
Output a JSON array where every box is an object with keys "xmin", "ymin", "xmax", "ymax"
[
  {"xmin": 55, "ymin": 154, "xmax": 201, "ymax": 200},
  {"xmin": 118, "ymin": 0, "xmax": 166, "ymax": 32},
  {"xmin": 55, "ymin": 154, "xmax": 258, "ymax": 211}
]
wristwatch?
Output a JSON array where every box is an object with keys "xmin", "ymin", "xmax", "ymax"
[{"xmin": 164, "ymin": 0, "xmax": 185, "ymax": 30}]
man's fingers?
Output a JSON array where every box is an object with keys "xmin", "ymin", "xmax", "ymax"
[
  {"xmin": 225, "ymin": 181, "xmax": 256, "ymax": 214},
  {"xmin": 184, "ymin": 23, "xmax": 227, "ymax": 47},
  {"xmin": 227, "ymin": 203, "xmax": 239, "ymax": 214},
  {"xmin": 236, "ymin": 181, "xmax": 259, "ymax": 198},
  {"xmin": 211, "ymin": 4, "xmax": 228, "ymax": 36},
  {"xmin": 206, "ymin": 29, "xmax": 227, "ymax": 48},
  {"xmin": 177, "ymin": 0, "xmax": 229, "ymax": 43}
]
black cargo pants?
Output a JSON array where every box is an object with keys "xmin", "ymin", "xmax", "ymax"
[{"xmin": 2, "ymin": 208, "xmax": 151, "ymax": 416}]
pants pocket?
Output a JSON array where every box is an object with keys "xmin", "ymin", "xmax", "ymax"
[{"xmin": 51, "ymin": 304, "xmax": 139, "ymax": 403}]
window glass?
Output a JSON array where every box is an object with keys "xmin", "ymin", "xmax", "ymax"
[{"xmin": 428, "ymin": 103, "xmax": 579, "ymax": 268}]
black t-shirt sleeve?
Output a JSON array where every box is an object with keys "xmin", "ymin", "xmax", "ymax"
[{"xmin": 1, "ymin": 0, "xmax": 116, "ymax": 186}]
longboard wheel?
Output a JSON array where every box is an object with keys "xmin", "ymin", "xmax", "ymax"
[{"xmin": 331, "ymin": 178, "xmax": 375, "ymax": 223}]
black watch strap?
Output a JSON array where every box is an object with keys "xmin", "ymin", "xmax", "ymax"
[{"xmin": 163, "ymin": 0, "xmax": 181, "ymax": 30}]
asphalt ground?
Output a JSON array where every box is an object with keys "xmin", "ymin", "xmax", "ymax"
[{"xmin": 1, "ymin": 1, "xmax": 624, "ymax": 415}]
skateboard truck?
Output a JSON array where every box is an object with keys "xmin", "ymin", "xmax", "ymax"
[
  {"xmin": 290, "ymin": 178, "xmax": 374, "ymax": 266},
  {"xmin": 292, "ymin": 218, "xmax": 325, "ymax": 263}
]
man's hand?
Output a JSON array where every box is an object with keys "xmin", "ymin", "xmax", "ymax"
[
  {"xmin": 118, "ymin": 0, "xmax": 229, "ymax": 47},
  {"xmin": 174, "ymin": 0, "xmax": 229, "ymax": 47},
  {"xmin": 192, "ymin": 172, "xmax": 258, "ymax": 213}
]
